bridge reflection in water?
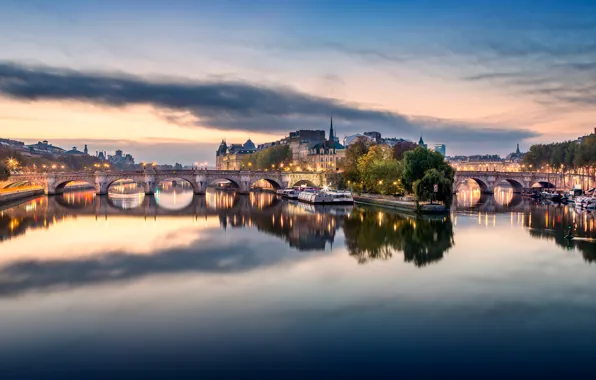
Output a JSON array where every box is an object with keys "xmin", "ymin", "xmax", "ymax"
[
  {"xmin": 454, "ymin": 182, "xmax": 596, "ymax": 262},
  {"xmin": 3, "ymin": 183, "xmax": 596, "ymax": 281},
  {"xmin": 1, "ymin": 188, "xmax": 456, "ymax": 268}
]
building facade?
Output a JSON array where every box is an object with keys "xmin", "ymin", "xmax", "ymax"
[
  {"xmin": 216, "ymin": 139, "xmax": 257, "ymax": 170},
  {"xmin": 434, "ymin": 144, "xmax": 446, "ymax": 156},
  {"xmin": 215, "ymin": 119, "xmax": 345, "ymax": 172},
  {"xmin": 306, "ymin": 118, "xmax": 345, "ymax": 171}
]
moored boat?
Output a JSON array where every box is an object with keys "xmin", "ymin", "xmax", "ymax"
[{"xmin": 297, "ymin": 190, "xmax": 354, "ymax": 204}]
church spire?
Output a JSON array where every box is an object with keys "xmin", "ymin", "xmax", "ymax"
[
  {"xmin": 516, "ymin": 143, "xmax": 520, "ymax": 154},
  {"xmin": 329, "ymin": 116, "xmax": 334, "ymax": 141}
]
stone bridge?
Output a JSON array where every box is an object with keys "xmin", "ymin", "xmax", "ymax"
[
  {"xmin": 0, "ymin": 169, "xmax": 327, "ymax": 195},
  {"xmin": 454, "ymin": 170, "xmax": 591, "ymax": 193}
]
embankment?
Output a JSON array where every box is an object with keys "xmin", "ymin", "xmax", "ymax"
[
  {"xmin": 353, "ymin": 194, "xmax": 448, "ymax": 214},
  {"xmin": 0, "ymin": 188, "xmax": 44, "ymax": 206}
]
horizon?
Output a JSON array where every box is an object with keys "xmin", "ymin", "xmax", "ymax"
[{"xmin": 1, "ymin": 0, "xmax": 595, "ymax": 164}]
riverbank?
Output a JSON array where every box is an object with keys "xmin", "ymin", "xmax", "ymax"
[
  {"xmin": 0, "ymin": 188, "xmax": 44, "ymax": 206},
  {"xmin": 353, "ymin": 194, "xmax": 448, "ymax": 214}
]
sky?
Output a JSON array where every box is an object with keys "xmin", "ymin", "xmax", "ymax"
[{"xmin": 0, "ymin": 0, "xmax": 595, "ymax": 165}]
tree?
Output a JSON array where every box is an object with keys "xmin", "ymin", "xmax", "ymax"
[
  {"xmin": 0, "ymin": 162, "xmax": 9, "ymax": 181},
  {"xmin": 357, "ymin": 145, "xmax": 396, "ymax": 193},
  {"xmin": 401, "ymin": 147, "xmax": 454, "ymax": 193},
  {"xmin": 392, "ymin": 141, "xmax": 417, "ymax": 161},
  {"xmin": 343, "ymin": 208, "xmax": 454, "ymax": 267},
  {"xmin": 244, "ymin": 145, "xmax": 292, "ymax": 170},
  {"xmin": 344, "ymin": 137, "xmax": 375, "ymax": 184},
  {"xmin": 413, "ymin": 168, "xmax": 453, "ymax": 204}
]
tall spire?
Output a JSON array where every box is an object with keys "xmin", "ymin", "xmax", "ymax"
[
  {"xmin": 329, "ymin": 116, "xmax": 334, "ymax": 141},
  {"xmin": 516, "ymin": 143, "xmax": 520, "ymax": 154}
]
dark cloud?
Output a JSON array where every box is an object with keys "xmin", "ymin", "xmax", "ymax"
[{"xmin": 0, "ymin": 61, "xmax": 537, "ymax": 152}]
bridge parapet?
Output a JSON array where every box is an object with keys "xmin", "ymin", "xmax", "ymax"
[{"xmin": 1, "ymin": 170, "xmax": 326, "ymax": 195}]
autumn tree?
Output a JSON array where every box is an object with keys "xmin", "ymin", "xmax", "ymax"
[
  {"xmin": 243, "ymin": 145, "xmax": 292, "ymax": 170},
  {"xmin": 344, "ymin": 137, "xmax": 375, "ymax": 185},
  {"xmin": 357, "ymin": 145, "xmax": 401, "ymax": 193}
]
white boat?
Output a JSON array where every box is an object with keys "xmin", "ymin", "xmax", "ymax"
[
  {"xmin": 276, "ymin": 188, "xmax": 294, "ymax": 196},
  {"xmin": 284, "ymin": 189, "xmax": 300, "ymax": 200},
  {"xmin": 298, "ymin": 190, "xmax": 354, "ymax": 204}
]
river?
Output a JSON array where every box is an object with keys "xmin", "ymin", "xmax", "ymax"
[{"xmin": 1, "ymin": 183, "xmax": 595, "ymax": 378}]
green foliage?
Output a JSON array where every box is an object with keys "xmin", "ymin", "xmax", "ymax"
[
  {"xmin": 243, "ymin": 145, "xmax": 292, "ymax": 170},
  {"xmin": 522, "ymin": 136, "xmax": 596, "ymax": 172},
  {"xmin": 401, "ymin": 147, "xmax": 454, "ymax": 193},
  {"xmin": 413, "ymin": 168, "xmax": 453, "ymax": 204}
]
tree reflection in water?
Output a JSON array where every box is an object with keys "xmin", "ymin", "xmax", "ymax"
[{"xmin": 343, "ymin": 207, "xmax": 454, "ymax": 267}]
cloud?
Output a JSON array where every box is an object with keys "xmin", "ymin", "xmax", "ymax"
[
  {"xmin": 457, "ymin": 15, "xmax": 596, "ymax": 110},
  {"xmin": 0, "ymin": 223, "xmax": 334, "ymax": 298},
  {"xmin": 0, "ymin": 61, "xmax": 537, "ymax": 151}
]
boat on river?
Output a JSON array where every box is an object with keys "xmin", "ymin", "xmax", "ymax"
[{"xmin": 298, "ymin": 189, "xmax": 354, "ymax": 204}]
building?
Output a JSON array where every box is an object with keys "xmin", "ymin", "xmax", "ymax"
[
  {"xmin": 505, "ymin": 144, "xmax": 525, "ymax": 162},
  {"xmin": 64, "ymin": 146, "xmax": 87, "ymax": 156},
  {"xmin": 364, "ymin": 131, "xmax": 382, "ymax": 143},
  {"xmin": 284, "ymin": 130, "xmax": 326, "ymax": 163},
  {"xmin": 343, "ymin": 133, "xmax": 376, "ymax": 147},
  {"xmin": 216, "ymin": 138, "xmax": 257, "ymax": 170},
  {"xmin": 306, "ymin": 117, "xmax": 345, "ymax": 171},
  {"xmin": 418, "ymin": 136, "xmax": 427, "ymax": 149},
  {"xmin": 27, "ymin": 140, "xmax": 66, "ymax": 156},
  {"xmin": 434, "ymin": 144, "xmax": 446, "ymax": 156}
]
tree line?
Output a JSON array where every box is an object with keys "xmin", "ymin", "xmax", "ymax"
[
  {"xmin": 523, "ymin": 135, "xmax": 596, "ymax": 172},
  {"xmin": 242, "ymin": 145, "xmax": 293, "ymax": 170},
  {"xmin": 522, "ymin": 136, "xmax": 596, "ymax": 184},
  {"xmin": 343, "ymin": 138, "xmax": 454, "ymax": 203}
]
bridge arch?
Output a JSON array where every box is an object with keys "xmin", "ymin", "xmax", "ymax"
[
  {"xmin": 456, "ymin": 177, "xmax": 489, "ymax": 192},
  {"xmin": 105, "ymin": 177, "xmax": 147, "ymax": 193},
  {"xmin": 54, "ymin": 179, "xmax": 96, "ymax": 194},
  {"xmin": 155, "ymin": 177, "xmax": 197, "ymax": 192},
  {"xmin": 531, "ymin": 181, "xmax": 555, "ymax": 189},
  {"xmin": 291, "ymin": 179, "xmax": 317, "ymax": 188},
  {"xmin": 251, "ymin": 178, "xmax": 282, "ymax": 190},
  {"xmin": 494, "ymin": 178, "xmax": 524, "ymax": 193},
  {"xmin": 208, "ymin": 177, "xmax": 242, "ymax": 189}
]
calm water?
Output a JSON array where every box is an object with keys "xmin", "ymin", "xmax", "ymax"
[{"xmin": 1, "ymin": 184, "xmax": 596, "ymax": 379}]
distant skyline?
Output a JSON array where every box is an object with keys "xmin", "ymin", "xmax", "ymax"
[{"xmin": 1, "ymin": 0, "xmax": 595, "ymax": 164}]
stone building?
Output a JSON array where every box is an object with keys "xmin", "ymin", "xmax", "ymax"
[
  {"xmin": 216, "ymin": 138, "xmax": 257, "ymax": 170},
  {"xmin": 306, "ymin": 118, "xmax": 345, "ymax": 171}
]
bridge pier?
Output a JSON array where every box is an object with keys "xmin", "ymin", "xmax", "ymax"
[{"xmin": 194, "ymin": 175, "xmax": 208, "ymax": 195}]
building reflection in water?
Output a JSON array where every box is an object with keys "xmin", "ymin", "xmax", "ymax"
[{"xmin": 4, "ymin": 186, "xmax": 596, "ymax": 265}]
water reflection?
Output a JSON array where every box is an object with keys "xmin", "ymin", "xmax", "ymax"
[
  {"xmin": 343, "ymin": 207, "xmax": 454, "ymax": 266},
  {"xmin": 155, "ymin": 179, "xmax": 194, "ymax": 210},
  {"xmin": 3, "ymin": 189, "xmax": 596, "ymax": 377},
  {"xmin": 455, "ymin": 183, "xmax": 523, "ymax": 212}
]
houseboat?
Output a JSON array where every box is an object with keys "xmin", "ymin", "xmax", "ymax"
[{"xmin": 297, "ymin": 189, "xmax": 354, "ymax": 205}]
